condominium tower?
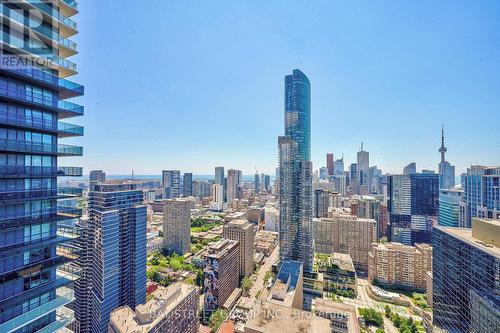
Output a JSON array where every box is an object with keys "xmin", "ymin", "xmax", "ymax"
[
  {"xmin": 278, "ymin": 69, "xmax": 313, "ymax": 272},
  {"xmin": 0, "ymin": 1, "xmax": 84, "ymax": 332},
  {"xmin": 222, "ymin": 219, "xmax": 254, "ymax": 277},
  {"xmin": 226, "ymin": 169, "xmax": 242, "ymax": 203},
  {"xmin": 163, "ymin": 198, "xmax": 192, "ymax": 255},
  {"xmin": 162, "ymin": 170, "xmax": 180, "ymax": 199},
  {"xmin": 182, "ymin": 172, "xmax": 193, "ymax": 197}
]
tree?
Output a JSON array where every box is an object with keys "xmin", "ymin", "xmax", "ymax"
[
  {"xmin": 209, "ymin": 309, "xmax": 228, "ymax": 332},
  {"xmin": 392, "ymin": 314, "xmax": 401, "ymax": 328},
  {"xmin": 359, "ymin": 308, "xmax": 383, "ymax": 328},
  {"xmin": 241, "ymin": 277, "xmax": 253, "ymax": 295},
  {"xmin": 385, "ymin": 305, "xmax": 392, "ymax": 318}
]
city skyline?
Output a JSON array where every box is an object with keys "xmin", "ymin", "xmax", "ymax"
[{"xmin": 74, "ymin": 1, "xmax": 499, "ymax": 175}]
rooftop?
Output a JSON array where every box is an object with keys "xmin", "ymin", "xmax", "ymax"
[{"xmin": 268, "ymin": 261, "xmax": 302, "ymax": 307}]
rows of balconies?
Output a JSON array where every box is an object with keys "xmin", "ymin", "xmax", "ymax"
[
  {"xmin": 0, "ymin": 139, "xmax": 83, "ymax": 156},
  {"xmin": 58, "ymin": 121, "xmax": 83, "ymax": 137},
  {"xmin": 0, "ymin": 187, "xmax": 82, "ymax": 202},
  {"xmin": 0, "ymin": 166, "xmax": 82, "ymax": 178}
]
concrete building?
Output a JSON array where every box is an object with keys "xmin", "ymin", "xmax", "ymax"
[
  {"xmin": 163, "ymin": 198, "xmax": 192, "ymax": 255},
  {"xmin": 90, "ymin": 169, "xmax": 106, "ymax": 191},
  {"xmin": 460, "ymin": 165, "xmax": 500, "ymax": 227},
  {"xmin": 85, "ymin": 183, "xmax": 147, "ymax": 333},
  {"xmin": 314, "ymin": 189, "xmax": 342, "ymax": 218},
  {"xmin": 162, "ymin": 170, "xmax": 181, "ymax": 199},
  {"xmin": 108, "ymin": 283, "xmax": 199, "ymax": 333},
  {"xmin": 268, "ymin": 261, "xmax": 303, "ymax": 309},
  {"xmin": 438, "ymin": 188, "xmax": 463, "ymax": 227},
  {"xmin": 314, "ymin": 213, "xmax": 377, "ymax": 275},
  {"xmin": 327, "ymin": 153, "xmax": 334, "ymax": 175},
  {"xmin": 247, "ymin": 206, "xmax": 263, "ymax": 224},
  {"xmin": 351, "ymin": 195, "xmax": 381, "ymax": 237},
  {"xmin": 368, "ymin": 242, "xmax": 432, "ymax": 291},
  {"xmin": 312, "ymin": 298, "xmax": 360, "ymax": 333},
  {"xmin": 433, "ymin": 218, "xmax": 500, "ymax": 332},
  {"xmin": 223, "ymin": 220, "xmax": 254, "ymax": 277},
  {"xmin": 227, "ymin": 169, "xmax": 242, "ymax": 203},
  {"xmin": 203, "ymin": 239, "xmax": 240, "ymax": 314}
]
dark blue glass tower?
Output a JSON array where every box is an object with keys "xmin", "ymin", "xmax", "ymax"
[{"xmin": 284, "ymin": 69, "xmax": 311, "ymax": 161}]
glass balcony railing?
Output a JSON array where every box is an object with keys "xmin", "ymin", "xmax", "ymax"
[
  {"xmin": 58, "ymin": 121, "xmax": 84, "ymax": 137},
  {"xmin": 36, "ymin": 306, "xmax": 75, "ymax": 333},
  {"xmin": 0, "ymin": 139, "xmax": 56, "ymax": 154},
  {"xmin": 25, "ymin": 0, "xmax": 78, "ymax": 31},
  {"xmin": 0, "ymin": 286, "xmax": 74, "ymax": 333},
  {"xmin": 58, "ymin": 100, "xmax": 84, "ymax": 115},
  {"xmin": 0, "ymin": 188, "xmax": 57, "ymax": 201},
  {"xmin": 0, "ymin": 165, "xmax": 57, "ymax": 177},
  {"xmin": 57, "ymin": 166, "xmax": 83, "ymax": 177},
  {"xmin": 0, "ymin": 114, "xmax": 56, "ymax": 132},
  {"xmin": 58, "ymin": 187, "xmax": 83, "ymax": 197},
  {"xmin": 0, "ymin": 207, "xmax": 82, "ymax": 228},
  {"xmin": 62, "ymin": 0, "xmax": 78, "ymax": 10},
  {"xmin": 57, "ymin": 144, "xmax": 83, "ymax": 156}
]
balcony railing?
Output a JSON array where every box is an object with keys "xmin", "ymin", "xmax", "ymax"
[
  {"xmin": 25, "ymin": 0, "xmax": 78, "ymax": 31},
  {"xmin": 0, "ymin": 114, "xmax": 56, "ymax": 132},
  {"xmin": 58, "ymin": 187, "xmax": 83, "ymax": 197},
  {"xmin": 0, "ymin": 207, "xmax": 82, "ymax": 228},
  {"xmin": 57, "ymin": 144, "xmax": 83, "ymax": 156},
  {"xmin": 0, "ymin": 286, "xmax": 74, "ymax": 333},
  {"xmin": 0, "ymin": 188, "xmax": 57, "ymax": 201},
  {"xmin": 62, "ymin": 0, "xmax": 78, "ymax": 10},
  {"xmin": 57, "ymin": 166, "xmax": 83, "ymax": 177},
  {"xmin": 58, "ymin": 100, "xmax": 84, "ymax": 115},
  {"xmin": 0, "ymin": 139, "xmax": 56, "ymax": 154},
  {"xmin": 58, "ymin": 121, "xmax": 84, "ymax": 137},
  {"xmin": 0, "ymin": 165, "xmax": 57, "ymax": 178}
]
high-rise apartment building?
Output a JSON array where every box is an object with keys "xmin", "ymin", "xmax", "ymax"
[
  {"xmin": 279, "ymin": 69, "xmax": 314, "ymax": 272},
  {"xmin": 264, "ymin": 174, "xmax": 271, "ymax": 191},
  {"xmin": 214, "ymin": 166, "xmax": 224, "ymax": 186},
  {"xmin": 438, "ymin": 126, "xmax": 455, "ymax": 190},
  {"xmin": 162, "ymin": 170, "xmax": 180, "ymax": 199},
  {"xmin": 254, "ymin": 173, "xmax": 260, "ymax": 194},
  {"xmin": 460, "ymin": 165, "xmax": 500, "ymax": 227},
  {"xmin": 368, "ymin": 243, "xmax": 432, "ymax": 291},
  {"xmin": 326, "ymin": 153, "xmax": 334, "ymax": 175},
  {"xmin": 108, "ymin": 283, "xmax": 199, "ymax": 333},
  {"xmin": 182, "ymin": 172, "xmax": 193, "ymax": 197},
  {"xmin": 403, "ymin": 162, "xmax": 417, "ymax": 175},
  {"xmin": 84, "ymin": 183, "xmax": 147, "ymax": 333},
  {"xmin": 226, "ymin": 169, "xmax": 242, "ymax": 203},
  {"xmin": 438, "ymin": 188, "xmax": 462, "ymax": 227},
  {"xmin": 314, "ymin": 213, "xmax": 377, "ymax": 275},
  {"xmin": 203, "ymin": 239, "xmax": 239, "ymax": 314},
  {"xmin": 89, "ymin": 169, "xmax": 106, "ymax": 191},
  {"xmin": 163, "ymin": 198, "xmax": 192, "ymax": 255},
  {"xmin": 314, "ymin": 189, "xmax": 341, "ymax": 218},
  {"xmin": 0, "ymin": 1, "xmax": 84, "ymax": 331},
  {"xmin": 433, "ymin": 218, "xmax": 500, "ymax": 332},
  {"xmin": 222, "ymin": 219, "xmax": 254, "ymax": 277},
  {"xmin": 351, "ymin": 195, "xmax": 381, "ymax": 237}
]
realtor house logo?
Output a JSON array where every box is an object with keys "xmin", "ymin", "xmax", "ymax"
[{"xmin": 0, "ymin": 1, "xmax": 61, "ymax": 69}]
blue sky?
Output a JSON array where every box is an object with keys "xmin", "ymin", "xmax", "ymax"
[{"xmin": 68, "ymin": 0, "xmax": 500, "ymax": 175}]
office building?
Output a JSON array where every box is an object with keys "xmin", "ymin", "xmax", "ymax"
[
  {"xmin": 0, "ymin": 1, "xmax": 84, "ymax": 331},
  {"xmin": 264, "ymin": 174, "xmax": 271, "ymax": 191},
  {"xmin": 438, "ymin": 188, "xmax": 462, "ymax": 227},
  {"xmin": 162, "ymin": 170, "xmax": 180, "ymax": 199},
  {"xmin": 163, "ymin": 198, "xmax": 192, "ymax": 255},
  {"xmin": 357, "ymin": 143, "xmax": 370, "ymax": 194},
  {"xmin": 264, "ymin": 206, "xmax": 279, "ymax": 232},
  {"xmin": 368, "ymin": 243, "xmax": 432, "ymax": 291},
  {"xmin": 460, "ymin": 165, "xmax": 500, "ymax": 227},
  {"xmin": 214, "ymin": 166, "xmax": 224, "ymax": 186},
  {"xmin": 254, "ymin": 173, "xmax": 260, "ymax": 194},
  {"xmin": 438, "ymin": 126, "xmax": 455, "ymax": 190},
  {"xmin": 326, "ymin": 153, "xmax": 334, "ymax": 175},
  {"xmin": 314, "ymin": 213, "xmax": 377, "ymax": 275},
  {"xmin": 433, "ymin": 218, "xmax": 500, "ymax": 332},
  {"xmin": 333, "ymin": 157, "xmax": 344, "ymax": 175},
  {"xmin": 182, "ymin": 172, "xmax": 193, "ymax": 197},
  {"xmin": 387, "ymin": 173, "xmax": 438, "ymax": 245},
  {"xmin": 226, "ymin": 169, "xmax": 242, "ymax": 203},
  {"xmin": 193, "ymin": 180, "xmax": 211, "ymax": 199},
  {"xmin": 109, "ymin": 283, "xmax": 199, "ymax": 333},
  {"xmin": 203, "ymin": 239, "xmax": 239, "ymax": 314},
  {"xmin": 403, "ymin": 162, "xmax": 417, "ymax": 175},
  {"xmin": 83, "ymin": 183, "xmax": 147, "ymax": 333},
  {"xmin": 223, "ymin": 219, "xmax": 254, "ymax": 277},
  {"xmin": 279, "ymin": 69, "xmax": 314, "ymax": 272},
  {"xmin": 90, "ymin": 169, "xmax": 106, "ymax": 191}
]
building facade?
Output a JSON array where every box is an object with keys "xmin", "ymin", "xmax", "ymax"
[
  {"xmin": 368, "ymin": 243, "xmax": 432, "ymax": 291},
  {"xmin": 0, "ymin": 1, "xmax": 84, "ymax": 331},
  {"xmin": 438, "ymin": 188, "xmax": 462, "ymax": 227},
  {"xmin": 85, "ymin": 183, "xmax": 147, "ymax": 333},
  {"xmin": 226, "ymin": 169, "xmax": 242, "ymax": 203},
  {"xmin": 438, "ymin": 126, "xmax": 455, "ymax": 190},
  {"xmin": 163, "ymin": 198, "xmax": 192, "ymax": 255},
  {"xmin": 223, "ymin": 219, "xmax": 254, "ymax": 277},
  {"xmin": 89, "ymin": 170, "xmax": 106, "ymax": 191},
  {"xmin": 162, "ymin": 170, "xmax": 180, "ymax": 199},
  {"xmin": 432, "ymin": 218, "xmax": 500, "ymax": 332},
  {"xmin": 182, "ymin": 172, "xmax": 193, "ymax": 197}
]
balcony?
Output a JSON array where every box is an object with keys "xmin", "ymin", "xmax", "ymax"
[
  {"xmin": 58, "ymin": 187, "xmax": 83, "ymax": 197},
  {"xmin": 0, "ymin": 166, "xmax": 57, "ymax": 178},
  {"xmin": 58, "ymin": 101, "xmax": 84, "ymax": 118},
  {"xmin": 0, "ymin": 286, "xmax": 74, "ymax": 333},
  {"xmin": 57, "ymin": 166, "xmax": 83, "ymax": 177},
  {"xmin": 35, "ymin": 307, "xmax": 75, "ymax": 333},
  {"xmin": 58, "ymin": 121, "xmax": 83, "ymax": 137},
  {"xmin": 23, "ymin": 0, "xmax": 78, "ymax": 35},
  {"xmin": 0, "ymin": 207, "xmax": 82, "ymax": 228},
  {"xmin": 0, "ymin": 114, "xmax": 56, "ymax": 133},
  {"xmin": 57, "ymin": 144, "xmax": 83, "ymax": 156},
  {"xmin": 0, "ymin": 139, "xmax": 56, "ymax": 155},
  {"xmin": 0, "ymin": 66, "xmax": 83, "ymax": 99},
  {"xmin": 0, "ymin": 188, "xmax": 57, "ymax": 202}
]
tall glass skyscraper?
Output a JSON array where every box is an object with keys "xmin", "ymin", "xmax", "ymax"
[
  {"xmin": 284, "ymin": 69, "xmax": 311, "ymax": 161},
  {"xmin": 0, "ymin": 1, "xmax": 84, "ymax": 332},
  {"xmin": 279, "ymin": 69, "xmax": 313, "ymax": 272}
]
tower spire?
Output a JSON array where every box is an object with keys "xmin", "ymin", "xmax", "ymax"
[{"xmin": 439, "ymin": 124, "xmax": 447, "ymax": 163}]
